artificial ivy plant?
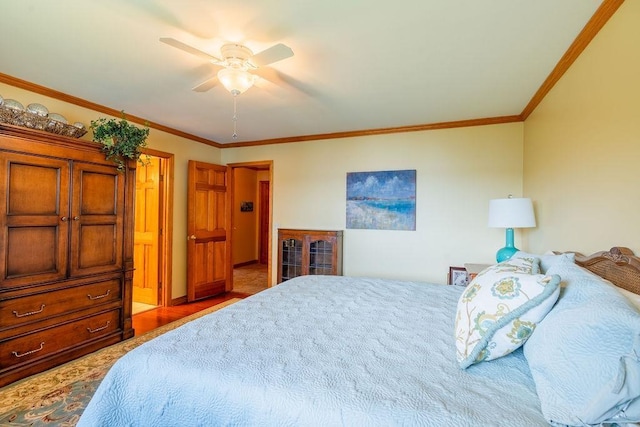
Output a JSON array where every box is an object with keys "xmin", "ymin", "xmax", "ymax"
[{"xmin": 90, "ymin": 112, "xmax": 150, "ymax": 171}]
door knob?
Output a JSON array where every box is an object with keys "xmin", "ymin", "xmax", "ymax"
[{"xmin": 188, "ymin": 235, "xmax": 197, "ymax": 240}]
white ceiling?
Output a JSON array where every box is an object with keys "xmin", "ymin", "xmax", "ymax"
[{"xmin": 1, "ymin": 0, "xmax": 604, "ymax": 145}]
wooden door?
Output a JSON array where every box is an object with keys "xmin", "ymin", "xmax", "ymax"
[
  {"xmin": 258, "ymin": 180, "xmax": 269, "ymax": 264},
  {"xmin": 69, "ymin": 162, "xmax": 124, "ymax": 277},
  {"xmin": 0, "ymin": 152, "xmax": 70, "ymax": 288},
  {"xmin": 133, "ymin": 156, "xmax": 160, "ymax": 305},
  {"xmin": 187, "ymin": 161, "xmax": 230, "ymax": 301}
]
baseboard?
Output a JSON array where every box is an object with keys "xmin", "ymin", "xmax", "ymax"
[
  {"xmin": 170, "ymin": 295, "xmax": 188, "ymax": 306},
  {"xmin": 234, "ymin": 260, "xmax": 259, "ymax": 268}
]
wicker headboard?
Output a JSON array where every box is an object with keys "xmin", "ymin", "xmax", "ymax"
[{"xmin": 573, "ymin": 247, "xmax": 640, "ymax": 295}]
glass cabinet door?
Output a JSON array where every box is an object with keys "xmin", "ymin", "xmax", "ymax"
[
  {"xmin": 309, "ymin": 239, "xmax": 334, "ymax": 275},
  {"xmin": 277, "ymin": 229, "xmax": 343, "ymax": 283},
  {"xmin": 281, "ymin": 237, "xmax": 303, "ymax": 281}
]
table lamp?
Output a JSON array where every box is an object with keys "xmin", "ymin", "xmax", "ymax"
[{"xmin": 488, "ymin": 196, "xmax": 536, "ymax": 262}]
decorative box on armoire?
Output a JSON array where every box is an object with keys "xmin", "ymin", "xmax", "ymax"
[
  {"xmin": 277, "ymin": 229, "xmax": 343, "ymax": 284},
  {"xmin": 0, "ymin": 123, "xmax": 135, "ymax": 387}
]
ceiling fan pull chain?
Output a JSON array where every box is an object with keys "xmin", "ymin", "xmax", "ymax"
[{"xmin": 232, "ymin": 94, "xmax": 238, "ymax": 140}]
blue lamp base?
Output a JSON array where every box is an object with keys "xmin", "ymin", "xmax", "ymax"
[{"xmin": 496, "ymin": 228, "xmax": 519, "ymax": 262}]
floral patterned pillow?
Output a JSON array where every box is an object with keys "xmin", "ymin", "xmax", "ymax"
[{"xmin": 455, "ymin": 257, "xmax": 561, "ymax": 369}]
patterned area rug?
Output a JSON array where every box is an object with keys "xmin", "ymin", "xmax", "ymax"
[
  {"xmin": 233, "ymin": 263, "xmax": 268, "ymax": 295},
  {"xmin": 0, "ymin": 298, "xmax": 241, "ymax": 426}
]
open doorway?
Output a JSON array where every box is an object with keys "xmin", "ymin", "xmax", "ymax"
[
  {"xmin": 132, "ymin": 149, "xmax": 174, "ymax": 314},
  {"xmin": 228, "ymin": 161, "xmax": 272, "ymax": 294}
]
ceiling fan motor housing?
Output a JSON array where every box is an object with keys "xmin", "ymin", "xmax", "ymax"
[{"xmin": 220, "ymin": 44, "xmax": 253, "ymax": 68}]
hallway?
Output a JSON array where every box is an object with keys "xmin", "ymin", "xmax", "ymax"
[{"xmin": 233, "ymin": 263, "xmax": 269, "ymax": 294}]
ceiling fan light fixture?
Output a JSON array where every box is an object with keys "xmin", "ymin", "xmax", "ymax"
[{"xmin": 217, "ymin": 68, "xmax": 256, "ymax": 95}]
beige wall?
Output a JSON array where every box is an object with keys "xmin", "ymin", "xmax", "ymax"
[
  {"xmin": 0, "ymin": 82, "xmax": 222, "ymax": 300},
  {"xmin": 523, "ymin": 0, "xmax": 640, "ymax": 256},
  {"xmin": 222, "ymin": 123, "xmax": 525, "ymax": 284},
  {"xmin": 232, "ymin": 167, "xmax": 258, "ymax": 265}
]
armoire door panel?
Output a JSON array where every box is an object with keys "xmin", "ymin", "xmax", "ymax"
[
  {"xmin": 77, "ymin": 224, "xmax": 118, "ymax": 268},
  {"xmin": 6, "ymin": 226, "xmax": 58, "ymax": 277},
  {"xmin": 79, "ymin": 171, "xmax": 118, "ymax": 215},
  {"xmin": 70, "ymin": 163, "xmax": 124, "ymax": 276},
  {"xmin": 0, "ymin": 152, "xmax": 69, "ymax": 287},
  {"xmin": 8, "ymin": 163, "xmax": 61, "ymax": 215}
]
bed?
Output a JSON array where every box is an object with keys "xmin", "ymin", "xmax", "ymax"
[{"xmin": 78, "ymin": 247, "xmax": 640, "ymax": 426}]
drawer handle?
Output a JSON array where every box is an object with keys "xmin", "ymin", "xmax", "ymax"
[
  {"xmin": 12, "ymin": 342, "xmax": 45, "ymax": 358},
  {"xmin": 87, "ymin": 290, "xmax": 111, "ymax": 300},
  {"xmin": 12, "ymin": 304, "xmax": 46, "ymax": 318},
  {"xmin": 87, "ymin": 321, "xmax": 111, "ymax": 334}
]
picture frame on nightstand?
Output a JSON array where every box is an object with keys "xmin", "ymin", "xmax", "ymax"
[
  {"xmin": 448, "ymin": 266, "xmax": 469, "ymax": 286},
  {"xmin": 464, "ymin": 263, "xmax": 493, "ymax": 283}
]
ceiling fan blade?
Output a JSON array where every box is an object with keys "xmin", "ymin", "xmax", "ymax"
[
  {"xmin": 191, "ymin": 76, "xmax": 219, "ymax": 92},
  {"xmin": 249, "ymin": 43, "xmax": 294, "ymax": 67},
  {"xmin": 160, "ymin": 37, "xmax": 222, "ymax": 63}
]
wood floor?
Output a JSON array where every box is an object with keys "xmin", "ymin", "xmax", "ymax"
[{"xmin": 132, "ymin": 291, "xmax": 249, "ymax": 335}]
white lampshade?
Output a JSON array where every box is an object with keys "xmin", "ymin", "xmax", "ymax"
[
  {"xmin": 488, "ymin": 197, "xmax": 536, "ymax": 228},
  {"xmin": 217, "ymin": 68, "xmax": 256, "ymax": 95}
]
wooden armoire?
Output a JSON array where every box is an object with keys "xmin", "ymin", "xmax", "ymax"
[{"xmin": 0, "ymin": 123, "xmax": 135, "ymax": 387}]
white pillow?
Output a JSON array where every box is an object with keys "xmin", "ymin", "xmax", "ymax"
[
  {"xmin": 601, "ymin": 280, "xmax": 640, "ymax": 311},
  {"xmin": 524, "ymin": 260, "xmax": 640, "ymax": 425},
  {"xmin": 455, "ymin": 257, "xmax": 561, "ymax": 369},
  {"xmin": 617, "ymin": 287, "xmax": 640, "ymax": 310}
]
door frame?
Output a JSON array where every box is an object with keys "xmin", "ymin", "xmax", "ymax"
[
  {"xmin": 139, "ymin": 148, "xmax": 174, "ymax": 306},
  {"xmin": 258, "ymin": 180, "xmax": 270, "ymax": 264},
  {"xmin": 228, "ymin": 160, "xmax": 273, "ymax": 288}
]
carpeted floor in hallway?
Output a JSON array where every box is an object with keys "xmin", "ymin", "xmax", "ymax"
[{"xmin": 233, "ymin": 263, "xmax": 268, "ymax": 294}]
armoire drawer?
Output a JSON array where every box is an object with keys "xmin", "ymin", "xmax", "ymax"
[
  {"xmin": 0, "ymin": 309, "xmax": 121, "ymax": 369},
  {"xmin": 0, "ymin": 279, "xmax": 121, "ymax": 329}
]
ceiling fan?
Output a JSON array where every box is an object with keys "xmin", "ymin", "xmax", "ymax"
[{"xmin": 159, "ymin": 37, "xmax": 294, "ymax": 95}]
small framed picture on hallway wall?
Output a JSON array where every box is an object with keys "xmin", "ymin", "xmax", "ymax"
[{"xmin": 240, "ymin": 201, "xmax": 253, "ymax": 212}]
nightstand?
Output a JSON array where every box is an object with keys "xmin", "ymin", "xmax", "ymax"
[{"xmin": 464, "ymin": 263, "xmax": 493, "ymax": 283}]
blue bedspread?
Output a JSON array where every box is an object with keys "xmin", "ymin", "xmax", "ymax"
[{"xmin": 79, "ymin": 275, "xmax": 547, "ymax": 426}]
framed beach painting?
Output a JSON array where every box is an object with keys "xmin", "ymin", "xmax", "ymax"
[{"xmin": 346, "ymin": 169, "xmax": 416, "ymax": 230}]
